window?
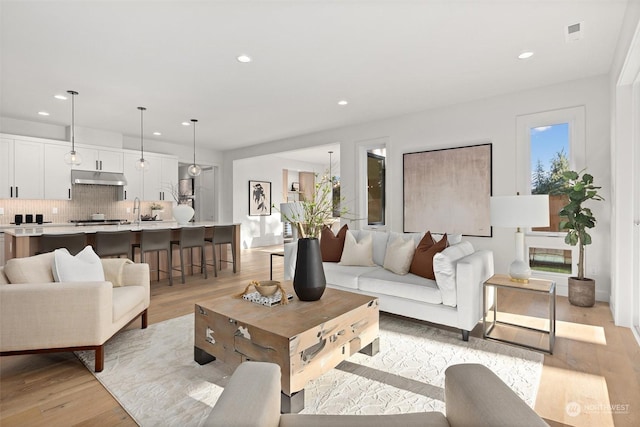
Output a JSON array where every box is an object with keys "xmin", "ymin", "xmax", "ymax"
[
  {"xmin": 516, "ymin": 106, "xmax": 586, "ymax": 277},
  {"xmin": 367, "ymin": 150, "xmax": 386, "ymax": 225},
  {"xmin": 530, "ymin": 123, "xmax": 569, "ymax": 232}
]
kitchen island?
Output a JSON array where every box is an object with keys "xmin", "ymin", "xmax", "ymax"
[{"xmin": 3, "ymin": 221, "xmax": 241, "ymax": 277}]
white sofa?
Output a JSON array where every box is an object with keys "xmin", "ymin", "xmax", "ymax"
[
  {"xmin": 285, "ymin": 230, "xmax": 494, "ymax": 340},
  {"xmin": 0, "ymin": 251, "xmax": 150, "ymax": 371}
]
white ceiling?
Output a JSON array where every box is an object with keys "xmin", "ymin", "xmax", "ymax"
[{"xmin": 0, "ymin": 1, "xmax": 628, "ymax": 152}]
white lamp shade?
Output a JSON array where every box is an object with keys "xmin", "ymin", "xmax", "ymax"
[{"xmin": 490, "ymin": 195, "xmax": 550, "ymax": 228}]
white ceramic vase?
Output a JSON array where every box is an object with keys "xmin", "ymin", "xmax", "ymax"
[{"xmin": 173, "ymin": 204, "xmax": 194, "ymax": 225}]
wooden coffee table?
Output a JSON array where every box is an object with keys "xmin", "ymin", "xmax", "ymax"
[{"xmin": 194, "ymin": 283, "xmax": 379, "ymax": 413}]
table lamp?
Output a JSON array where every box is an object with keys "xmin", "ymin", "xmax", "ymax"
[{"xmin": 490, "ymin": 194, "xmax": 550, "ymax": 283}]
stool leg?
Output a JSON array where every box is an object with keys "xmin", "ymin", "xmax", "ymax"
[
  {"xmin": 202, "ymin": 245, "xmax": 208, "ymax": 279},
  {"xmin": 180, "ymin": 245, "xmax": 185, "ymax": 284},
  {"xmin": 230, "ymin": 243, "xmax": 236, "ymax": 273},
  {"xmin": 157, "ymin": 251, "xmax": 161, "ymax": 283},
  {"xmin": 213, "ymin": 243, "xmax": 218, "ymax": 277},
  {"xmin": 168, "ymin": 248, "xmax": 173, "ymax": 286}
]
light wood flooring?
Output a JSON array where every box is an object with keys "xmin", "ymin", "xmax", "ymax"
[{"xmin": 1, "ymin": 246, "xmax": 638, "ymax": 426}]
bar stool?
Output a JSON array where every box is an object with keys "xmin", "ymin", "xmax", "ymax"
[
  {"xmin": 170, "ymin": 227, "xmax": 208, "ymax": 284},
  {"xmin": 132, "ymin": 229, "xmax": 173, "ymax": 285},
  {"xmin": 38, "ymin": 233, "xmax": 87, "ymax": 255},
  {"xmin": 205, "ymin": 225, "xmax": 236, "ymax": 277},
  {"xmin": 94, "ymin": 230, "xmax": 132, "ymax": 259}
]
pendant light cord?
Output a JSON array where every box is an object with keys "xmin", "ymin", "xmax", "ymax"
[
  {"xmin": 138, "ymin": 107, "xmax": 146, "ymax": 159},
  {"xmin": 191, "ymin": 119, "xmax": 198, "ymax": 165},
  {"xmin": 67, "ymin": 90, "xmax": 78, "ymax": 151}
]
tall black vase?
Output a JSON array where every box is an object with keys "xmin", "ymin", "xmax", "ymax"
[{"xmin": 293, "ymin": 238, "xmax": 326, "ymax": 301}]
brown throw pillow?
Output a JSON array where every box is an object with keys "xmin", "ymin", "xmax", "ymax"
[
  {"xmin": 409, "ymin": 232, "xmax": 447, "ymax": 280},
  {"xmin": 320, "ymin": 224, "xmax": 348, "ymax": 262}
]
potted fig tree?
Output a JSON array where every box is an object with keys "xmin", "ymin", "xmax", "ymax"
[{"xmin": 554, "ymin": 170, "xmax": 604, "ymax": 307}]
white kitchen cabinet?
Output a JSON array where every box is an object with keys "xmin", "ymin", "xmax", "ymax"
[
  {"xmin": 12, "ymin": 139, "xmax": 45, "ymax": 199},
  {"xmin": 143, "ymin": 153, "xmax": 178, "ymax": 201},
  {"xmin": 72, "ymin": 146, "xmax": 123, "ymax": 173},
  {"xmin": 44, "ymin": 143, "xmax": 72, "ymax": 200},
  {"xmin": 122, "ymin": 151, "xmax": 143, "ymax": 201},
  {"xmin": 0, "ymin": 138, "xmax": 13, "ymax": 199}
]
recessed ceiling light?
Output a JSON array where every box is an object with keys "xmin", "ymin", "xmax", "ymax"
[
  {"xmin": 153, "ymin": 131, "xmax": 162, "ymax": 136},
  {"xmin": 38, "ymin": 111, "xmax": 50, "ymax": 116},
  {"xmin": 181, "ymin": 122, "xmax": 191, "ymax": 126},
  {"xmin": 338, "ymin": 100, "xmax": 348, "ymax": 106},
  {"xmin": 54, "ymin": 94, "xmax": 68, "ymax": 100},
  {"xmin": 518, "ymin": 51, "xmax": 534, "ymax": 59},
  {"xmin": 237, "ymin": 54, "xmax": 252, "ymax": 63}
]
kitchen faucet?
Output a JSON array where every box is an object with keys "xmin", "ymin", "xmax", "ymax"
[{"xmin": 133, "ymin": 197, "xmax": 141, "ymax": 225}]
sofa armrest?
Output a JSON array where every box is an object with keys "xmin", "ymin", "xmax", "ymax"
[
  {"xmin": 455, "ymin": 249, "xmax": 494, "ymax": 331},
  {"xmin": 0, "ymin": 281, "xmax": 113, "ymax": 352},
  {"xmin": 445, "ymin": 364, "xmax": 548, "ymax": 427},
  {"xmin": 204, "ymin": 361, "xmax": 281, "ymax": 427}
]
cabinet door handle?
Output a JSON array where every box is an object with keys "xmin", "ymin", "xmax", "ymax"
[
  {"xmin": 10, "ymin": 186, "xmax": 13, "ymax": 198},
  {"xmin": 124, "ymin": 190, "xmax": 127, "ymax": 200},
  {"xmin": 68, "ymin": 188, "xmax": 71, "ymax": 199},
  {"xmin": 100, "ymin": 160, "xmax": 103, "ymax": 170},
  {"xmin": 96, "ymin": 160, "xmax": 99, "ymax": 170},
  {"xmin": 15, "ymin": 187, "xmax": 18, "ymax": 198}
]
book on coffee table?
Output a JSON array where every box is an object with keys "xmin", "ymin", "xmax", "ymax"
[{"xmin": 242, "ymin": 291, "xmax": 293, "ymax": 307}]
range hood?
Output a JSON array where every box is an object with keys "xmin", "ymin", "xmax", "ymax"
[{"xmin": 71, "ymin": 170, "xmax": 127, "ymax": 186}]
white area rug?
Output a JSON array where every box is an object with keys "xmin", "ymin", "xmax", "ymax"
[{"xmin": 77, "ymin": 313, "xmax": 543, "ymax": 426}]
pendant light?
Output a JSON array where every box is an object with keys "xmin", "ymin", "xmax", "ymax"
[
  {"xmin": 187, "ymin": 119, "xmax": 202, "ymax": 177},
  {"xmin": 64, "ymin": 90, "xmax": 82, "ymax": 165},
  {"xmin": 135, "ymin": 106, "xmax": 150, "ymax": 172}
]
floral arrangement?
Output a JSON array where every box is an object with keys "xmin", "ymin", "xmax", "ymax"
[
  {"xmin": 166, "ymin": 183, "xmax": 192, "ymax": 205},
  {"xmin": 278, "ymin": 172, "xmax": 348, "ymax": 239},
  {"xmin": 149, "ymin": 202, "xmax": 163, "ymax": 210}
]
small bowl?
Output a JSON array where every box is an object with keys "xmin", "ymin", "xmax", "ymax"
[{"xmin": 255, "ymin": 280, "xmax": 280, "ymax": 297}]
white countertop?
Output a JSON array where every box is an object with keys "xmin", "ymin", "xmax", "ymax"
[{"xmin": 2, "ymin": 221, "xmax": 239, "ymax": 237}]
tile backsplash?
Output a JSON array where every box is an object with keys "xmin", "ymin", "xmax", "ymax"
[{"xmin": 0, "ymin": 185, "xmax": 174, "ymax": 225}]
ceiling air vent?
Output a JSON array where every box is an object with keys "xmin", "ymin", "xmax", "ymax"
[{"xmin": 566, "ymin": 22, "xmax": 583, "ymax": 42}]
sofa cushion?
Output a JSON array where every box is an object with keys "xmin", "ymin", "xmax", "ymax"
[
  {"xmin": 3, "ymin": 252, "xmax": 55, "ymax": 284},
  {"xmin": 383, "ymin": 234, "xmax": 416, "ymax": 275},
  {"xmin": 52, "ymin": 246, "xmax": 105, "ymax": 283},
  {"xmin": 323, "ymin": 262, "xmax": 379, "ymax": 290},
  {"xmin": 320, "ymin": 224, "xmax": 348, "ymax": 262},
  {"xmin": 433, "ymin": 241, "xmax": 475, "ymax": 307},
  {"xmin": 410, "ymin": 232, "xmax": 448, "ymax": 280},
  {"xmin": 339, "ymin": 231, "xmax": 376, "ymax": 266},
  {"xmin": 359, "ymin": 268, "xmax": 442, "ymax": 304}
]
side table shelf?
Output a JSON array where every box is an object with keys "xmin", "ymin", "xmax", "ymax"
[{"xmin": 483, "ymin": 274, "xmax": 556, "ymax": 354}]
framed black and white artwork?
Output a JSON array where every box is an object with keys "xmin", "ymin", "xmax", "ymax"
[{"xmin": 249, "ymin": 180, "xmax": 272, "ymax": 216}]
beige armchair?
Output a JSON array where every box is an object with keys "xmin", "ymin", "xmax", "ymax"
[
  {"xmin": 206, "ymin": 362, "xmax": 549, "ymax": 427},
  {"xmin": 0, "ymin": 252, "xmax": 150, "ymax": 372}
]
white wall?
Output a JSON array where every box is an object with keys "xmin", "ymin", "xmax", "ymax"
[
  {"xmin": 608, "ymin": 1, "xmax": 640, "ymax": 328},
  {"xmin": 233, "ymin": 155, "xmax": 326, "ymax": 248},
  {"xmin": 223, "ymin": 74, "xmax": 612, "ymax": 300}
]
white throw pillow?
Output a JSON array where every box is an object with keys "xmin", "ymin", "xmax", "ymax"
[
  {"xmin": 383, "ymin": 235, "xmax": 416, "ymax": 275},
  {"xmin": 52, "ymin": 246, "xmax": 106, "ymax": 283},
  {"xmin": 339, "ymin": 231, "xmax": 375, "ymax": 267},
  {"xmin": 433, "ymin": 233, "xmax": 463, "ymax": 246},
  {"xmin": 432, "ymin": 241, "xmax": 475, "ymax": 307}
]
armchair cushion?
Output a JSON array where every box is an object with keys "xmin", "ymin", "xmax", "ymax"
[{"xmin": 3, "ymin": 252, "xmax": 55, "ymax": 284}]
